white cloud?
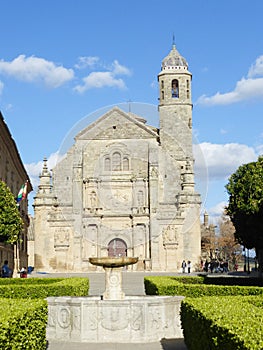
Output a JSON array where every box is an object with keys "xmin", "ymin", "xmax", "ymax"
[
  {"xmin": 197, "ymin": 55, "xmax": 263, "ymax": 105},
  {"xmin": 0, "ymin": 80, "xmax": 3, "ymax": 95},
  {"xmin": 112, "ymin": 60, "xmax": 131, "ymax": 76},
  {"xmin": 209, "ymin": 201, "xmax": 227, "ymax": 216},
  {"xmin": 75, "ymin": 56, "xmax": 99, "ymax": 69},
  {"xmin": 0, "ymin": 55, "xmax": 74, "ymax": 88},
  {"xmin": 248, "ymin": 55, "xmax": 263, "ymax": 77},
  {"xmin": 25, "ymin": 152, "xmax": 64, "ymax": 190},
  {"xmin": 74, "ymin": 72, "xmax": 126, "ymax": 93},
  {"xmin": 194, "ymin": 142, "xmax": 258, "ymax": 180},
  {"xmin": 206, "ymin": 201, "xmax": 228, "ymax": 224},
  {"xmin": 74, "ymin": 59, "xmax": 131, "ymax": 93},
  {"xmin": 256, "ymin": 144, "xmax": 263, "ymax": 155}
]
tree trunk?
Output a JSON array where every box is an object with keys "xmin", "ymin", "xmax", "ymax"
[{"xmin": 256, "ymin": 248, "xmax": 263, "ymax": 278}]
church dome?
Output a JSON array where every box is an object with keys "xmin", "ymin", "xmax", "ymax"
[{"xmin": 162, "ymin": 44, "xmax": 188, "ymax": 70}]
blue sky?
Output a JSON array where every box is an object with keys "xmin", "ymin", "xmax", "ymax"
[{"xmin": 1, "ymin": 0, "xmax": 263, "ymax": 222}]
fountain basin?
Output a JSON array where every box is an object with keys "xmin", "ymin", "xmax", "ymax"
[
  {"xmin": 47, "ymin": 295, "xmax": 184, "ymax": 343},
  {"xmin": 89, "ymin": 257, "xmax": 138, "ymax": 268},
  {"xmin": 89, "ymin": 257, "xmax": 139, "ymax": 300}
]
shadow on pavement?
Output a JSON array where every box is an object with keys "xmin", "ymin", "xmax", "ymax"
[
  {"xmin": 47, "ymin": 338, "xmax": 187, "ymax": 350},
  {"xmin": 160, "ymin": 338, "xmax": 187, "ymax": 350}
]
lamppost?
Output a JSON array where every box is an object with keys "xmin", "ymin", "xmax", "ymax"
[
  {"xmin": 247, "ymin": 248, "xmax": 250, "ymax": 274},
  {"xmin": 243, "ymin": 247, "xmax": 246, "ymax": 272}
]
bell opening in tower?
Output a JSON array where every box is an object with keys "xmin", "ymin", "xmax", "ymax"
[{"xmin": 171, "ymin": 79, "xmax": 179, "ymax": 98}]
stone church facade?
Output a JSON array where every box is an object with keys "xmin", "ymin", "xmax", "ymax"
[{"xmin": 33, "ymin": 44, "xmax": 201, "ymax": 272}]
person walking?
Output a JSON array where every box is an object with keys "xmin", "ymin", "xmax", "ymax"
[
  {"xmin": 187, "ymin": 260, "xmax": 191, "ymax": 274},
  {"xmin": 181, "ymin": 260, "xmax": 187, "ymax": 273}
]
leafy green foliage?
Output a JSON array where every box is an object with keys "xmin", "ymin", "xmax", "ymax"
[
  {"xmin": 0, "ymin": 277, "xmax": 90, "ymax": 348},
  {"xmin": 0, "ymin": 181, "xmax": 23, "ymax": 244},
  {"xmin": 225, "ymin": 156, "xmax": 263, "ymax": 250},
  {"xmin": 181, "ymin": 296, "xmax": 263, "ymax": 350},
  {"xmin": 0, "ymin": 277, "xmax": 89, "ymax": 298},
  {"xmin": 144, "ymin": 276, "xmax": 263, "ymax": 297},
  {"xmin": 0, "ymin": 298, "xmax": 47, "ymax": 349}
]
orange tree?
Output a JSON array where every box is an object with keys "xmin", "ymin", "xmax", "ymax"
[
  {"xmin": 226, "ymin": 156, "xmax": 263, "ymax": 273},
  {"xmin": 0, "ymin": 180, "xmax": 23, "ymax": 243}
]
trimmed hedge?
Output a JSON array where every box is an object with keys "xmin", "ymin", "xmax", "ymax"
[
  {"xmin": 203, "ymin": 275, "xmax": 263, "ymax": 287},
  {"xmin": 144, "ymin": 276, "xmax": 263, "ymax": 297},
  {"xmin": 0, "ymin": 277, "xmax": 90, "ymax": 348},
  {"xmin": 0, "ymin": 277, "xmax": 89, "ymax": 298},
  {"xmin": 0, "ymin": 298, "xmax": 47, "ymax": 349},
  {"xmin": 181, "ymin": 296, "xmax": 263, "ymax": 350}
]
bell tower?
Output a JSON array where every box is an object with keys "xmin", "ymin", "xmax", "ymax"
[
  {"xmin": 155, "ymin": 43, "xmax": 201, "ymax": 270},
  {"xmin": 158, "ymin": 42, "xmax": 193, "ymax": 160}
]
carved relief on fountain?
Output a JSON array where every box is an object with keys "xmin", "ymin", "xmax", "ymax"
[
  {"xmin": 47, "ymin": 256, "xmax": 184, "ymax": 343},
  {"xmin": 101, "ymin": 307, "xmax": 129, "ymax": 331}
]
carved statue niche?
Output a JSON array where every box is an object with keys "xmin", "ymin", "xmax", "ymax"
[
  {"xmin": 150, "ymin": 166, "xmax": 158, "ymax": 178},
  {"xmin": 162, "ymin": 225, "xmax": 178, "ymax": 246},
  {"xmin": 82, "ymin": 224, "xmax": 98, "ymax": 259},
  {"xmin": 90, "ymin": 191, "xmax": 98, "ymax": 208},
  {"xmin": 134, "ymin": 224, "xmax": 146, "ymax": 258},
  {"xmin": 137, "ymin": 190, "xmax": 145, "ymax": 213},
  {"xmin": 54, "ymin": 228, "xmax": 70, "ymax": 248}
]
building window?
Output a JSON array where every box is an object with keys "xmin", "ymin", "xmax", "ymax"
[
  {"xmin": 112, "ymin": 152, "xmax": 121, "ymax": 171},
  {"xmin": 171, "ymin": 79, "xmax": 179, "ymax": 98},
  {"xmin": 161, "ymin": 80, "xmax": 164, "ymax": 89},
  {"xmin": 104, "ymin": 152, "xmax": 130, "ymax": 171},
  {"xmin": 105, "ymin": 157, "xmax": 111, "ymax": 171},
  {"xmin": 123, "ymin": 157, "xmax": 129, "ymax": 171}
]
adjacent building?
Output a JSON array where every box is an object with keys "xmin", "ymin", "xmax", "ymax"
[{"xmin": 0, "ymin": 112, "xmax": 32, "ymax": 273}]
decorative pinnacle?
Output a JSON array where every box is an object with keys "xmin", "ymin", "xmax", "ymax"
[{"xmin": 172, "ymin": 33, "xmax": 176, "ymax": 48}]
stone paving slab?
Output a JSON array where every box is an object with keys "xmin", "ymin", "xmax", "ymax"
[{"xmin": 47, "ymin": 338, "xmax": 187, "ymax": 350}]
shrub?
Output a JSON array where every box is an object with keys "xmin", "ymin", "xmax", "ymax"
[
  {"xmin": 181, "ymin": 296, "xmax": 263, "ymax": 350},
  {"xmin": 0, "ymin": 277, "xmax": 89, "ymax": 299},
  {"xmin": 203, "ymin": 275, "xmax": 263, "ymax": 287},
  {"xmin": 0, "ymin": 298, "xmax": 47, "ymax": 349},
  {"xmin": 144, "ymin": 276, "xmax": 263, "ymax": 297}
]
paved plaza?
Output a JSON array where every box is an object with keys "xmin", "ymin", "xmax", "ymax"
[{"xmin": 44, "ymin": 271, "xmax": 188, "ymax": 349}]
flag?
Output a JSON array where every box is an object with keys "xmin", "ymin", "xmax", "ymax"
[{"xmin": 16, "ymin": 181, "xmax": 28, "ymax": 203}]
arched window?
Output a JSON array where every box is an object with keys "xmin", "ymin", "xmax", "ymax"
[
  {"xmin": 123, "ymin": 157, "xmax": 129, "ymax": 171},
  {"xmin": 104, "ymin": 157, "xmax": 111, "ymax": 171},
  {"xmin": 112, "ymin": 152, "xmax": 121, "ymax": 171},
  {"xmin": 171, "ymin": 79, "xmax": 179, "ymax": 98}
]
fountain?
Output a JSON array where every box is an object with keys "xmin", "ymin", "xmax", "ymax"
[{"xmin": 46, "ymin": 257, "xmax": 184, "ymax": 343}]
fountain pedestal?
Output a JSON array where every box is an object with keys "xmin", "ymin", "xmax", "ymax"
[
  {"xmin": 46, "ymin": 257, "xmax": 184, "ymax": 343},
  {"xmin": 89, "ymin": 257, "xmax": 138, "ymax": 300},
  {"xmin": 104, "ymin": 267, "xmax": 124, "ymax": 300}
]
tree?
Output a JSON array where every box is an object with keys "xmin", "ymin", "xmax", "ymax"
[
  {"xmin": 0, "ymin": 180, "xmax": 23, "ymax": 244},
  {"xmin": 217, "ymin": 213, "xmax": 242, "ymax": 268},
  {"xmin": 226, "ymin": 156, "xmax": 263, "ymax": 273}
]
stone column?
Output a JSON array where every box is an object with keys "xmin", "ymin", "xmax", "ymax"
[{"xmin": 103, "ymin": 267, "xmax": 125, "ymax": 300}]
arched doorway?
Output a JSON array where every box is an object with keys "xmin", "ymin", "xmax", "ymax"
[{"xmin": 108, "ymin": 238, "xmax": 127, "ymax": 257}]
